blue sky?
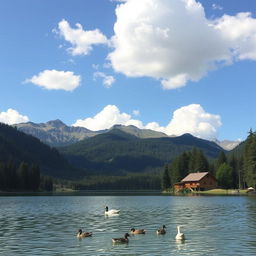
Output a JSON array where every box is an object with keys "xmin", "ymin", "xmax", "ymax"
[{"xmin": 0, "ymin": 0, "xmax": 255, "ymax": 141}]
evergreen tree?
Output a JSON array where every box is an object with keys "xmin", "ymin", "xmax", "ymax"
[
  {"xmin": 162, "ymin": 165, "xmax": 171, "ymax": 190},
  {"xmin": 178, "ymin": 152, "xmax": 190, "ymax": 178},
  {"xmin": 30, "ymin": 165, "xmax": 41, "ymax": 191},
  {"xmin": 17, "ymin": 162, "xmax": 29, "ymax": 190},
  {"xmin": 194, "ymin": 149, "xmax": 209, "ymax": 172},
  {"xmin": 168, "ymin": 158, "xmax": 182, "ymax": 187},
  {"xmin": 216, "ymin": 151, "xmax": 227, "ymax": 170},
  {"xmin": 243, "ymin": 130, "xmax": 256, "ymax": 188},
  {"xmin": 0, "ymin": 162, "xmax": 5, "ymax": 190},
  {"xmin": 229, "ymin": 154, "xmax": 238, "ymax": 189},
  {"xmin": 244, "ymin": 136, "xmax": 256, "ymax": 187},
  {"xmin": 216, "ymin": 163, "xmax": 233, "ymax": 189},
  {"xmin": 188, "ymin": 148, "xmax": 197, "ymax": 172}
]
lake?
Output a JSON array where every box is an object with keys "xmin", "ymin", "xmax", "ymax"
[{"xmin": 0, "ymin": 193, "xmax": 255, "ymax": 255}]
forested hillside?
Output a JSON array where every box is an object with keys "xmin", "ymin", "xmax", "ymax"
[
  {"xmin": 0, "ymin": 123, "xmax": 83, "ymax": 179},
  {"xmin": 59, "ymin": 129, "xmax": 224, "ymax": 175},
  {"xmin": 162, "ymin": 131, "xmax": 256, "ymax": 190}
]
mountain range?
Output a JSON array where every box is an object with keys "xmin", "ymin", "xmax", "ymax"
[
  {"xmin": 1, "ymin": 120, "xmax": 243, "ymax": 186},
  {"xmin": 14, "ymin": 120, "xmax": 240, "ymax": 150},
  {"xmin": 14, "ymin": 119, "xmax": 101, "ymax": 147},
  {"xmin": 59, "ymin": 128, "xmax": 224, "ymax": 175}
]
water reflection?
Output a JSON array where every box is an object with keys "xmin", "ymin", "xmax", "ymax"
[
  {"xmin": 176, "ymin": 239, "xmax": 185, "ymax": 251},
  {"xmin": 0, "ymin": 195, "xmax": 255, "ymax": 255}
]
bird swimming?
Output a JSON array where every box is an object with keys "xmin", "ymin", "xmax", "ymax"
[
  {"xmin": 175, "ymin": 225, "xmax": 185, "ymax": 241},
  {"xmin": 130, "ymin": 228, "xmax": 146, "ymax": 234},
  {"xmin": 112, "ymin": 233, "xmax": 130, "ymax": 243},
  {"xmin": 156, "ymin": 225, "xmax": 166, "ymax": 235},
  {"xmin": 76, "ymin": 229, "xmax": 92, "ymax": 238},
  {"xmin": 105, "ymin": 206, "xmax": 120, "ymax": 216}
]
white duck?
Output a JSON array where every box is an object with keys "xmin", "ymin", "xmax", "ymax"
[
  {"xmin": 175, "ymin": 225, "xmax": 185, "ymax": 241},
  {"xmin": 105, "ymin": 206, "xmax": 120, "ymax": 216}
]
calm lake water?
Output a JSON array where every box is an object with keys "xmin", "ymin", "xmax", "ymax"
[{"xmin": 0, "ymin": 193, "xmax": 255, "ymax": 256}]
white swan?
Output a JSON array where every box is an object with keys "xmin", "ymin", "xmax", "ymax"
[
  {"xmin": 105, "ymin": 206, "xmax": 120, "ymax": 216},
  {"xmin": 175, "ymin": 225, "xmax": 185, "ymax": 240}
]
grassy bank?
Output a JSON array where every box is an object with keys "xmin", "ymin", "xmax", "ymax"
[
  {"xmin": 162, "ymin": 188, "xmax": 250, "ymax": 195},
  {"xmin": 192, "ymin": 189, "xmax": 248, "ymax": 195}
]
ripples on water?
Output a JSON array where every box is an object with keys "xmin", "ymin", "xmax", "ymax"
[{"xmin": 0, "ymin": 195, "xmax": 255, "ymax": 255}]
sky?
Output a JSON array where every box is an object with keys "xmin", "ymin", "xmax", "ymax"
[{"xmin": 0, "ymin": 0, "xmax": 256, "ymax": 141}]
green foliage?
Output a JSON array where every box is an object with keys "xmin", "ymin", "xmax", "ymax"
[
  {"xmin": 216, "ymin": 163, "xmax": 233, "ymax": 189},
  {"xmin": 162, "ymin": 165, "xmax": 171, "ymax": 190},
  {"xmin": 60, "ymin": 130, "xmax": 222, "ymax": 176},
  {"xmin": 0, "ymin": 161, "xmax": 52, "ymax": 192},
  {"xmin": 163, "ymin": 148, "xmax": 209, "ymax": 188},
  {"xmin": 216, "ymin": 151, "xmax": 227, "ymax": 169},
  {"xmin": 72, "ymin": 173, "xmax": 160, "ymax": 190},
  {"xmin": 0, "ymin": 122, "xmax": 82, "ymax": 179},
  {"xmin": 243, "ymin": 130, "xmax": 256, "ymax": 187}
]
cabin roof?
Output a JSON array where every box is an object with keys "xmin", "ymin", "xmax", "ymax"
[{"xmin": 181, "ymin": 172, "xmax": 209, "ymax": 182}]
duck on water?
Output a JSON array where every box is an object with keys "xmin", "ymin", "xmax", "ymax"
[
  {"xmin": 77, "ymin": 229, "xmax": 92, "ymax": 238},
  {"xmin": 112, "ymin": 233, "xmax": 130, "ymax": 244},
  {"xmin": 105, "ymin": 206, "xmax": 120, "ymax": 216}
]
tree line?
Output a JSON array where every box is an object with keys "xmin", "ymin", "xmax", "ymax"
[
  {"xmin": 70, "ymin": 172, "xmax": 161, "ymax": 190},
  {"xmin": 162, "ymin": 131, "xmax": 256, "ymax": 190},
  {"xmin": 0, "ymin": 160, "xmax": 53, "ymax": 192}
]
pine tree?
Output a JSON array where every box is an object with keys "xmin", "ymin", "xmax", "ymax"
[
  {"xmin": 216, "ymin": 151, "xmax": 227, "ymax": 170},
  {"xmin": 245, "ymin": 136, "xmax": 256, "ymax": 187},
  {"xmin": 188, "ymin": 148, "xmax": 197, "ymax": 172},
  {"xmin": 194, "ymin": 149, "xmax": 209, "ymax": 172},
  {"xmin": 17, "ymin": 162, "xmax": 29, "ymax": 190},
  {"xmin": 216, "ymin": 163, "xmax": 233, "ymax": 189},
  {"xmin": 162, "ymin": 165, "xmax": 171, "ymax": 190},
  {"xmin": 243, "ymin": 130, "xmax": 256, "ymax": 188},
  {"xmin": 229, "ymin": 154, "xmax": 238, "ymax": 189}
]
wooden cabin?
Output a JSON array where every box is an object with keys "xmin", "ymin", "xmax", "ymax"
[{"xmin": 174, "ymin": 172, "xmax": 217, "ymax": 192}]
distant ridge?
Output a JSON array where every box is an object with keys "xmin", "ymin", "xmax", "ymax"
[
  {"xmin": 110, "ymin": 124, "xmax": 168, "ymax": 139},
  {"xmin": 59, "ymin": 128, "xmax": 224, "ymax": 175},
  {"xmin": 14, "ymin": 119, "xmax": 240, "ymax": 150},
  {"xmin": 14, "ymin": 119, "xmax": 101, "ymax": 147},
  {"xmin": 213, "ymin": 139, "xmax": 241, "ymax": 151},
  {"xmin": 14, "ymin": 120, "xmax": 167, "ymax": 147}
]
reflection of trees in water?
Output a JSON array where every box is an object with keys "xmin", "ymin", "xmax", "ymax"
[{"xmin": 245, "ymin": 197, "xmax": 256, "ymax": 249}]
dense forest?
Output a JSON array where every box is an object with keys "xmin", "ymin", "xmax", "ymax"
[
  {"xmin": 70, "ymin": 172, "xmax": 161, "ymax": 190},
  {"xmin": 0, "ymin": 123, "xmax": 84, "ymax": 179},
  {"xmin": 0, "ymin": 160, "xmax": 53, "ymax": 191},
  {"xmin": 162, "ymin": 130, "xmax": 256, "ymax": 190},
  {"xmin": 1, "ymin": 122, "xmax": 256, "ymax": 191},
  {"xmin": 59, "ymin": 129, "xmax": 223, "ymax": 175}
]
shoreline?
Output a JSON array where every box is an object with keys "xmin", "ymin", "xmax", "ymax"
[{"xmin": 163, "ymin": 188, "xmax": 254, "ymax": 196}]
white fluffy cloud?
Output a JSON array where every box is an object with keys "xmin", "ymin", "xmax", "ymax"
[
  {"xmin": 25, "ymin": 69, "xmax": 81, "ymax": 91},
  {"xmin": 108, "ymin": 0, "xmax": 256, "ymax": 89},
  {"xmin": 93, "ymin": 71, "xmax": 116, "ymax": 88},
  {"xmin": 73, "ymin": 104, "xmax": 221, "ymax": 139},
  {"xmin": 56, "ymin": 19, "xmax": 108, "ymax": 56},
  {"xmin": 165, "ymin": 104, "xmax": 222, "ymax": 138},
  {"xmin": 0, "ymin": 109, "xmax": 29, "ymax": 125},
  {"xmin": 214, "ymin": 12, "xmax": 256, "ymax": 60},
  {"xmin": 73, "ymin": 105, "xmax": 143, "ymax": 130}
]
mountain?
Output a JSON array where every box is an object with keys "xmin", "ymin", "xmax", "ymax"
[
  {"xmin": 14, "ymin": 120, "xmax": 167, "ymax": 147},
  {"xmin": 0, "ymin": 122, "xmax": 83, "ymax": 179},
  {"xmin": 15, "ymin": 120, "xmax": 238, "ymax": 151},
  {"xmin": 59, "ymin": 129, "xmax": 224, "ymax": 175},
  {"xmin": 110, "ymin": 124, "xmax": 168, "ymax": 138},
  {"xmin": 213, "ymin": 139, "xmax": 241, "ymax": 151},
  {"xmin": 14, "ymin": 119, "xmax": 101, "ymax": 147}
]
